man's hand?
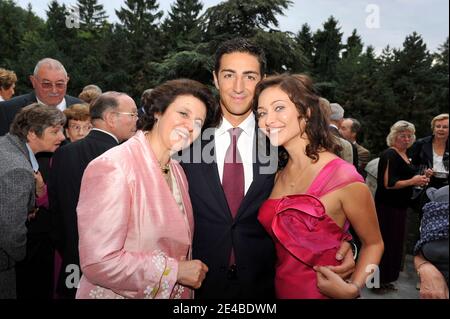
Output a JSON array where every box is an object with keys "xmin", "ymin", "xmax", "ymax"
[
  {"xmin": 315, "ymin": 266, "xmax": 359, "ymax": 299},
  {"xmin": 419, "ymin": 263, "xmax": 449, "ymax": 299},
  {"xmin": 326, "ymin": 241, "xmax": 355, "ymax": 279}
]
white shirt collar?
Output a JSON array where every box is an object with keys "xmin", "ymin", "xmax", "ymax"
[
  {"xmin": 216, "ymin": 113, "xmax": 256, "ymax": 137},
  {"xmin": 25, "ymin": 143, "xmax": 39, "ymax": 172},
  {"xmin": 90, "ymin": 128, "xmax": 119, "ymax": 144},
  {"xmin": 0, "ymin": 96, "xmax": 4, "ymax": 102},
  {"xmin": 36, "ymin": 96, "xmax": 67, "ymax": 111}
]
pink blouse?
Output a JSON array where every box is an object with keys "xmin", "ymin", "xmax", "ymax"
[{"xmin": 76, "ymin": 131, "xmax": 194, "ymax": 299}]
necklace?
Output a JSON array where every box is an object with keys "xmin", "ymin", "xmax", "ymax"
[
  {"xmin": 281, "ymin": 160, "xmax": 314, "ymax": 190},
  {"xmin": 160, "ymin": 163, "xmax": 170, "ymax": 175}
]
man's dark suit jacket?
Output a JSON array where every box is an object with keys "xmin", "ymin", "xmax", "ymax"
[
  {"xmin": 180, "ymin": 127, "xmax": 277, "ymax": 299},
  {"xmin": 0, "ymin": 92, "xmax": 81, "ymax": 136},
  {"xmin": 48, "ymin": 129, "xmax": 119, "ymax": 298}
]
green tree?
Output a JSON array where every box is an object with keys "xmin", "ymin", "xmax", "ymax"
[
  {"xmin": 295, "ymin": 23, "xmax": 314, "ymax": 72},
  {"xmin": 253, "ymin": 30, "xmax": 307, "ymax": 74},
  {"xmin": 77, "ymin": 0, "xmax": 108, "ymax": 30},
  {"xmin": 204, "ymin": 0, "xmax": 292, "ymax": 41},
  {"xmin": 161, "ymin": 0, "xmax": 204, "ymax": 52},
  {"xmin": 115, "ymin": 0, "xmax": 164, "ymax": 97},
  {"xmin": 388, "ymin": 32, "xmax": 437, "ymax": 138},
  {"xmin": 342, "ymin": 29, "xmax": 363, "ymax": 59},
  {"xmin": 430, "ymin": 38, "xmax": 449, "ymax": 116},
  {"xmin": 312, "ymin": 16, "xmax": 343, "ymax": 96}
]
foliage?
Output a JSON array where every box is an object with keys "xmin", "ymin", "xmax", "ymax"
[{"xmin": 0, "ymin": 0, "xmax": 447, "ymax": 153}]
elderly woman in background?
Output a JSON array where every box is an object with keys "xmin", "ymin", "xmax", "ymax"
[
  {"xmin": 76, "ymin": 79, "xmax": 216, "ymax": 299},
  {"xmin": 0, "ymin": 68, "xmax": 17, "ymax": 101},
  {"xmin": 78, "ymin": 84, "xmax": 102, "ymax": 104},
  {"xmin": 0, "ymin": 103, "xmax": 65, "ymax": 299},
  {"xmin": 63, "ymin": 104, "xmax": 92, "ymax": 142},
  {"xmin": 410, "ymin": 113, "xmax": 449, "ymax": 189},
  {"xmin": 375, "ymin": 120, "xmax": 432, "ymax": 292}
]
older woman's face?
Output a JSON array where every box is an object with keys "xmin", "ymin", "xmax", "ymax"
[
  {"xmin": 394, "ymin": 130, "xmax": 414, "ymax": 150},
  {"xmin": 0, "ymin": 83, "xmax": 15, "ymax": 100},
  {"xmin": 433, "ymin": 119, "xmax": 449, "ymax": 140},
  {"xmin": 155, "ymin": 95, "xmax": 206, "ymax": 154},
  {"xmin": 29, "ymin": 125, "xmax": 66, "ymax": 153},
  {"xmin": 65, "ymin": 119, "xmax": 92, "ymax": 142}
]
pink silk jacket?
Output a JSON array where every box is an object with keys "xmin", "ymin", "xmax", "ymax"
[{"xmin": 75, "ymin": 131, "xmax": 194, "ymax": 299}]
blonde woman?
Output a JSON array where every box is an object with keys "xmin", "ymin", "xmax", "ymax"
[{"xmin": 375, "ymin": 120, "xmax": 431, "ymax": 292}]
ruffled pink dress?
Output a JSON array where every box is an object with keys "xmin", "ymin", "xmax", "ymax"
[{"xmin": 258, "ymin": 158, "xmax": 364, "ymax": 299}]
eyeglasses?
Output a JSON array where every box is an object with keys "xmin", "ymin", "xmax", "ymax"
[
  {"xmin": 38, "ymin": 81, "xmax": 67, "ymax": 90},
  {"xmin": 69, "ymin": 124, "xmax": 93, "ymax": 132},
  {"xmin": 113, "ymin": 111, "xmax": 139, "ymax": 118}
]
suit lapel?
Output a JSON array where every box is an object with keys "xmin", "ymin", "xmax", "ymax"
[
  {"xmin": 200, "ymin": 133, "xmax": 233, "ymax": 222},
  {"xmin": 235, "ymin": 128, "xmax": 277, "ymax": 220}
]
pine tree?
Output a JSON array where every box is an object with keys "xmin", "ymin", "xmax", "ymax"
[
  {"xmin": 46, "ymin": 0, "xmax": 77, "ymax": 52},
  {"xmin": 115, "ymin": 0, "xmax": 163, "ymax": 96},
  {"xmin": 295, "ymin": 23, "xmax": 313, "ymax": 72},
  {"xmin": 430, "ymin": 38, "xmax": 449, "ymax": 115},
  {"xmin": 388, "ymin": 32, "xmax": 436, "ymax": 137},
  {"xmin": 77, "ymin": 0, "xmax": 108, "ymax": 30},
  {"xmin": 162, "ymin": 0, "xmax": 204, "ymax": 51},
  {"xmin": 312, "ymin": 16, "xmax": 343, "ymax": 85},
  {"xmin": 204, "ymin": 0, "xmax": 292, "ymax": 40},
  {"xmin": 342, "ymin": 29, "xmax": 363, "ymax": 58}
]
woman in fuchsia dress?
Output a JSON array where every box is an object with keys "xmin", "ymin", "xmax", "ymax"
[{"xmin": 254, "ymin": 74, "xmax": 384, "ymax": 299}]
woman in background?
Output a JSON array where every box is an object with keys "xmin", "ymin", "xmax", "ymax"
[
  {"xmin": 0, "ymin": 68, "xmax": 17, "ymax": 101},
  {"xmin": 375, "ymin": 120, "xmax": 431, "ymax": 291}
]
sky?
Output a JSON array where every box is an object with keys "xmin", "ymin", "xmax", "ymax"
[{"xmin": 16, "ymin": 0, "xmax": 449, "ymax": 55}]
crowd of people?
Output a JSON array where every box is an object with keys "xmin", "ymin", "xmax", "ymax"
[{"xmin": 0, "ymin": 38, "xmax": 448, "ymax": 300}]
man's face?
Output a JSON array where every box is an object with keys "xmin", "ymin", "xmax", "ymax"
[
  {"xmin": 213, "ymin": 52, "xmax": 261, "ymax": 124},
  {"xmin": 111, "ymin": 95, "xmax": 138, "ymax": 142},
  {"xmin": 30, "ymin": 66, "xmax": 68, "ymax": 106},
  {"xmin": 339, "ymin": 119, "xmax": 355, "ymax": 141}
]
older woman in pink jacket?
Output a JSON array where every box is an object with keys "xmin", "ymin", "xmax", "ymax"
[{"xmin": 76, "ymin": 79, "xmax": 215, "ymax": 299}]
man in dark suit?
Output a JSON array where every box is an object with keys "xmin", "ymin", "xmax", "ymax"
[
  {"xmin": 340, "ymin": 118, "xmax": 371, "ymax": 176},
  {"xmin": 48, "ymin": 92, "xmax": 138, "ymax": 298},
  {"xmin": 0, "ymin": 58, "xmax": 81, "ymax": 136},
  {"xmin": 180, "ymin": 38, "xmax": 355, "ymax": 299}
]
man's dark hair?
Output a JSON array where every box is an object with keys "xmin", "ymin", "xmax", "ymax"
[
  {"xmin": 10, "ymin": 103, "xmax": 66, "ymax": 141},
  {"xmin": 349, "ymin": 118, "xmax": 362, "ymax": 134},
  {"xmin": 89, "ymin": 91, "xmax": 125, "ymax": 120},
  {"xmin": 214, "ymin": 37, "xmax": 267, "ymax": 76}
]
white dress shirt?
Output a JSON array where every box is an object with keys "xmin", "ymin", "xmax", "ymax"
[
  {"xmin": 215, "ymin": 114, "xmax": 255, "ymax": 194},
  {"xmin": 36, "ymin": 97, "xmax": 67, "ymax": 111}
]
